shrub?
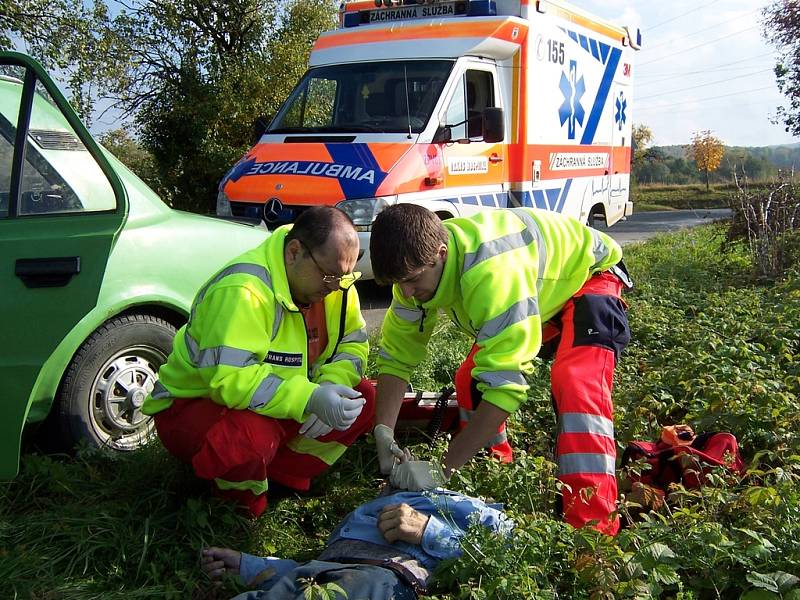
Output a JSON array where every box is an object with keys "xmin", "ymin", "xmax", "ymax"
[{"xmin": 728, "ymin": 174, "xmax": 800, "ymax": 279}]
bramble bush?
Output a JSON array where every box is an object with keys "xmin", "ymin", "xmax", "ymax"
[{"xmin": 2, "ymin": 222, "xmax": 799, "ymax": 598}]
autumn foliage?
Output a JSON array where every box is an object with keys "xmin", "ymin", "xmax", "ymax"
[{"xmin": 687, "ymin": 130, "xmax": 725, "ymax": 190}]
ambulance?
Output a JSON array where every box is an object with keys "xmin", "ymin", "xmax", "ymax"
[{"xmin": 217, "ymin": 0, "xmax": 641, "ymax": 279}]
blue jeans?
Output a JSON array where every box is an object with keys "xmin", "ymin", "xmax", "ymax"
[{"xmin": 231, "ymin": 560, "xmax": 417, "ymax": 600}]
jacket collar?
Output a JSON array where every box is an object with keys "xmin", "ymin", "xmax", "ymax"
[{"xmin": 263, "ymin": 225, "xmax": 300, "ymax": 311}]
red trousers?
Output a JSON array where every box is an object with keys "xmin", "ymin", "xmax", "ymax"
[
  {"xmin": 153, "ymin": 379, "xmax": 375, "ymax": 517},
  {"xmin": 455, "ymin": 271, "xmax": 629, "ymax": 535}
]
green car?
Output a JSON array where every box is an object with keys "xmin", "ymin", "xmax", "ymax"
[{"xmin": 0, "ymin": 52, "xmax": 269, "ymax": 479}]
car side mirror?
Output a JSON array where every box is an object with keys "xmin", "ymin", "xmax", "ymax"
[
  {"xmin": 482, "ymin": 107, "xmax": 504, "ymax": 144},
  {"xmin": 250, "ymin": 115, "xmax": 272, "ymax": 146}
]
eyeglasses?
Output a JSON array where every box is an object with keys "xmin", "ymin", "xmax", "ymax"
[{"xmin": 299, "ymin": 240, "xmax": 362, "ymax": 289}]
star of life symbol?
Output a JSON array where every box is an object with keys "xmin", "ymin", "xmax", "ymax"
[
  {"xmin": 615, "ymin": 91, "xmax": 627, "ymax": 131},
  {"xmin": 559, "ymin": 60, "xmax": 585, "ymax": 140}
]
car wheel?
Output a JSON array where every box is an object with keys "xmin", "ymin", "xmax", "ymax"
[{"xmin": 57, "ymin": 314, "xmax": 176, "ymax": 451}]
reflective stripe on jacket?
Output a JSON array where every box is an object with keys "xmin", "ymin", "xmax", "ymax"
[
  {"xmin": 377, "ymin": 208, "xmax": 622, "ymax": 414},
  {"xmin": 143, "ymin": 226, "xmax": 368, "ymax": 422}
]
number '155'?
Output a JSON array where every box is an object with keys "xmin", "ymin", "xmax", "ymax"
[{"xmin": 548, "ymin": 40, "xmax": 564, "ymax": 65}]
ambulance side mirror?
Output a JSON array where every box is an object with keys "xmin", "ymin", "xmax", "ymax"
[
  {"xmin": 250, "ymin": 115, "xmax": 272, "ymax": 146},
  {"xmin": 482, "ymin": 107, "xmax": 504, "ymax": 144},
  {"xmin": 432, "ymin": 124, "xmax": 452, "ymax": 144}
]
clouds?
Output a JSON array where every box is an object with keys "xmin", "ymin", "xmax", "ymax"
[{"xmin": 583, "ymin": 0, "xmax": 794, "ymax": 146}]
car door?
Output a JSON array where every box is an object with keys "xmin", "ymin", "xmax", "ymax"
[
  {"xmin": 438, "ymin": 63, "xmax": 508, "ymax": 213},
  {"xmin": 0, "ymin": 53, "xmax": 126, "ymax": 478}
]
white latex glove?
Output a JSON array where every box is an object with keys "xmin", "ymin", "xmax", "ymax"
[
  {"xmin": 389, "ymin": 460, "xmax": 446, "ymax": 491},
  {"xmin": 374, "ymin": 424, "xmax": 408, "ymax": 475},
  {"xmin": 298, "ymin": 414, "xmax": 333, "ymax": 439},
  {"xmin": 306, "ymin": 384, "xmax": 365, "ymax": 430}
]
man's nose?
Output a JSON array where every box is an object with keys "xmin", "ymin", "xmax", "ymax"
[{"xmin": 400, "ymin": 282, "xmax": 414, "ymax": 298}]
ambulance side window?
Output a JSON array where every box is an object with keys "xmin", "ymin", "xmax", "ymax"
[
  {"xmin": 444, "ymin": 77, "xmax": 467, "ymax": 140},
  {"xmin": 443, "ymin": 69, "xmax": 495, "ymax": 140}
]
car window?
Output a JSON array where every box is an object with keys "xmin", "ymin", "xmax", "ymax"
[
  {"xmin": 0, "ymin": 70, "xmax": 20, "ymax": 218},
  {"xmin": 0, "ymin": 73, "xmax": 116, "ymax": 217},
  {"xmin": 22, "ymin": 82, "xmax": 115, "ymax": 215}
]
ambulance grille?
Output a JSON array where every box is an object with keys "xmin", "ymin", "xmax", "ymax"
[{"xmin": 29, "ymin": 129, "xmax": 84, "ymax": 151}]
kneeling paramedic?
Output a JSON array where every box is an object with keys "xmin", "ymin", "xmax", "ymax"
[
  {"xmin": 370, "ymin": 204, "xmax": 631, "ymax": 535},
  {"xmin": 143, "ymin": 207, "xmax": 375, "ymax": 517}
]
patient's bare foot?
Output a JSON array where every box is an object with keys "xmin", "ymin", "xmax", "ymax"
[{"xmin": 201, "ymin": 546, "xmax": 242, "ymax": 580}]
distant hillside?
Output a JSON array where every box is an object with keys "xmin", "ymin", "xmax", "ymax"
[
  {"xmin": 635, "ymin": 142, "xmax": 800, "ymax": 185},
  {"xmin": 656, "ymin": 143, "xmax": 800, "ymax": 169}
]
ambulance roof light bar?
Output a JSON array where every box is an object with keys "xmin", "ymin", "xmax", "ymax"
[{"xmin": 341, "ymin": 0, "xmax": 496, "ymax": 28}]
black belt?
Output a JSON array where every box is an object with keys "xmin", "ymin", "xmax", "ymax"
[{"xmin": 335, "ymin": 557, "xmax": 426, "ymax": 596}]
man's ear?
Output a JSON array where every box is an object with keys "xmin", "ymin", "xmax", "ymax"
[
  {"xmin": 438, "ymin": 243, "xmax": 448, "ymax": 262},
  {"xmin": 285, "ymin": 239, "xmax": 303, "ymax": 266}
]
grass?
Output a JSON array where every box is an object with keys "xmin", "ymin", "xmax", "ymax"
[
  {"xmin": 631, "ymin": 183, "xmax": 742, "ymax": 212},
  {"xmin": 2, "ymin": 224, "xmax": 800, "ymax": 598}
]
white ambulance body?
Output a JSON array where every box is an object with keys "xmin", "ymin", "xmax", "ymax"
[{"xmin": 218, "ymin": 0, "xmax": 641, "ymax": 279}]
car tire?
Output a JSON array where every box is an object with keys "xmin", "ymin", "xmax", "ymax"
[{"xmin": 56, "ymin": 313, "xmax": 176, "ymax": 452}]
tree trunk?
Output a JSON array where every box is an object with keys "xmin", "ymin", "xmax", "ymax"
[{"xmin": 705, "ymin": 167, "xmax": 710, "ymax": 191}]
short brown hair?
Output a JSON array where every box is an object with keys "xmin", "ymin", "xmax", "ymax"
[{"xmin": 370, "ymin": 204, "xmax": 448, "ymax": 284}]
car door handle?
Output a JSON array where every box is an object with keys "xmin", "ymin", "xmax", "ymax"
[
  {"xmin": 15, "ymin": 256, "xmax": 81, "ymax": 288},
  {"xmin": 489, "ymin": 153, "xmax": 503, "ymax": 163}
]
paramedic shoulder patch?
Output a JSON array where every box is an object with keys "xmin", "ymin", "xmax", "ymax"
[{"xmin": 265, "ymin": 351, "xmax": 303, "ymax": 367}]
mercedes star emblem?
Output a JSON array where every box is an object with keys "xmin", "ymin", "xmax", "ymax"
[{"xmin": 263, "ymin": 197, "xmax": 283, "ymax": 224}]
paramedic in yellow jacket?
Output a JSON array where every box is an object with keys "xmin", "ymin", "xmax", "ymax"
[
  {"xmin": 370, "ymin": 204, "xmax": 631, "ymax": 535},
  {"xmin": 142, "ymin": 207, "xmax": 374, "ymax": 517}
]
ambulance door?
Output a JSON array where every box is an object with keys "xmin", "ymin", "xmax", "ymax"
[{"xmin": 438, "ymin": 63, "xmax": 508, "ymax": 214}]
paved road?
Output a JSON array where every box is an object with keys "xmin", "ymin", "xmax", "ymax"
[{"xmin": 357, "ymin": 208, "xmax": 732, "ymax": 333}]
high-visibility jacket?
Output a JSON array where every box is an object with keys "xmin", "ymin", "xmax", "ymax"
[
  {"xmin": 377, "ymin": 208, "xmax": 622, "ymax": 415},
  {"xmin": 143, "ymin": 226, "xmax": 368, "ymax": 422}
]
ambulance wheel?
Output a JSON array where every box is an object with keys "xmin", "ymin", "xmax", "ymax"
[
  {"xmin": 587, "ymin": 207, "xmax": 607, "ymax": 229},
  {"xmin": 55, "ymin": 313, "xmax": 175, "ymax": 452}
]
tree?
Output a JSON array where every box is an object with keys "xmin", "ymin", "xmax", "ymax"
[
  {"xmin": 98, "ymin": 128, "xmax": 161, "ymax": 192},
  {"xmin": 0, "ymin": 0, "xmax": 117, "ymax": 122},
  {"xmin": 2, "ymin": 0, "xmax": 336, "ymax": 211},
  {"xmin": 687, "ymin": 130, "xmax": 724, "ymax": 190},
  {"xmin": 104, "ymin": 0, "xmax": 336, "ymax": 211},
  {"xmin": 763, "ymin": 1, "xmax": 800, "ymax": 136},
  {"xmin": 631, "ymin": 123, "xmax": 653, "ymax": 169}
]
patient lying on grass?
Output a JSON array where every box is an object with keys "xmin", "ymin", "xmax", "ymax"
[{"xmin": 202, "ymin": 488, "xmax": 512, "ymax": 599}]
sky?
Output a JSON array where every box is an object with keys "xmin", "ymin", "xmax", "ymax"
[{"xmin": 581, "ymin": 0, "xmax": 796, "ymax": 148}]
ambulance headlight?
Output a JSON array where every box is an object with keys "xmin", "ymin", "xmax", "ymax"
[
  {"xmin": 216, "ymin": 189, "xmax": 233, "ymax": 217},
  {"xmin": 336, "ymin": 196, "xmax": 396, "ymax": 231}
]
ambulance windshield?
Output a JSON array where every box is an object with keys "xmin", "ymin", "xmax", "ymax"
[{"xmin": 270, "ymin": 60, "xmax": 454, "ymax": 134}]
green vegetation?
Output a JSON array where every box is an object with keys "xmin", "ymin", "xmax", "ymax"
[
  {"xmin": 633, "ymin": 142, "xmax": 799, "ymax": 188},
  {"xmin": 2, "ymin": 221, "xmax": 799, "ymax": 599},
  {"xmin": 632, "ymin": 183, "xmax": 740, "ymax": 211}
]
